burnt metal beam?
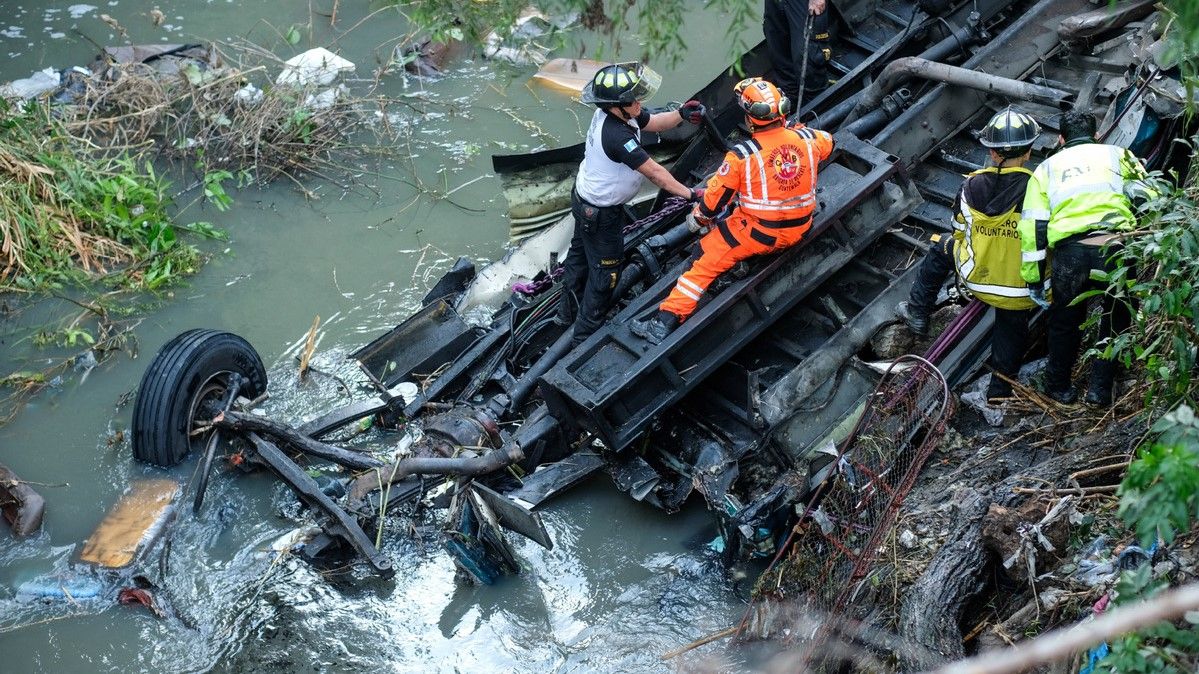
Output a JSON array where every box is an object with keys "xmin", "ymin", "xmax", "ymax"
[
  {"xmin": 215, "ymin": 410, "xmax": 387, "ymax": 471},
  {"xmin": 247, "ymin": 433, "xmax": 394, "ymax": 579},
  {"xmin": 760, "ymin": 263, "xmax": 920, "ymax": 424},
  {"xmin": 843, "ymin": 58, "xmax": 1073, "ymax": 128},
  {"xmin": 872, "ymin": 0, "xmax": 1095, "ymax": 165}
]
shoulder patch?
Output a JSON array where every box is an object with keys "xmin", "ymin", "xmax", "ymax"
[
  {"xmin": 717, "ymin": 161, "xmax": 731, "ymax": 176},
  {"xmin": 622, "ymin": 138, "xmax": 639, "ymax": 154}
]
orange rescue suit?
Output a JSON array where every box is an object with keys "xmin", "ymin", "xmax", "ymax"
[{"xmin": 660, "ymin": 124, "xmax": 835, "ymax": 320}]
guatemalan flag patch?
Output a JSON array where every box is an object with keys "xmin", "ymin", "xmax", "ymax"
[{"xmin": 623, "ymin": 139, "xmax": 639, "ymax": 153}]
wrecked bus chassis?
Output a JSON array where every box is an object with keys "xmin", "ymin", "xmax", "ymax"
[{"xmin": 126, "ymin": 0, "xmax": 1184, "ymax": 581}]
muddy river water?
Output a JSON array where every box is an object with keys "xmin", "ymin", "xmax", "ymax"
[{"xmin": 0, "ymin": 1, "xmax": 765, "ymax": 671}]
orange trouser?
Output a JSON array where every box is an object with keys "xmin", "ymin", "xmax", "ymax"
[{"xmin": 660, "ymin": 209, "xmax": 811, "ymax": 320}]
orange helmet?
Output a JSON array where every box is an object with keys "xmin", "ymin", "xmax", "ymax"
[
  {"xmin": 733, "ymin": 77, "xmax": 764, "ymax": 97},
  {"xmin": 738, "ymin": 79, "xmax": 790, "ymax": 125}
]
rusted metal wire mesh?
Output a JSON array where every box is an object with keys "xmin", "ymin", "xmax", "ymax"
[{"xmin": 743, "ymin": 354, "xmax": 952, "ymax": 666}]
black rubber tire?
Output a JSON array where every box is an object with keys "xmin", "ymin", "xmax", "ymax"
[{"xmin": 132, "ymin": 329, "xmax": 267, "ymax": 467}]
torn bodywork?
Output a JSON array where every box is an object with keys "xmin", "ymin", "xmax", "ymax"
[{"xmin": 0, "ymin": 463, "xmax": 45, "ymax": 537}]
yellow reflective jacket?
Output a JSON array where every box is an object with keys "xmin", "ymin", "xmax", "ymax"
[
  {"xmin": 1017, "ymin": 140, "xmax": 1149, "ymax": 284},
  {"xmin": 952, "ymin": 166, "xmax": 1037, "ymax": 310}
]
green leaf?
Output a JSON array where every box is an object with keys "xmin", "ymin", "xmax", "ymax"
[{"xmin": 285, "ymin": 25, "xmax": 302, "ymax": 46}]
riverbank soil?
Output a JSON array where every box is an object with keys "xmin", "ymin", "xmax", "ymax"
[{"xmin": 743, "ymin": 378, "xmax": 1199, "ymax": 671}]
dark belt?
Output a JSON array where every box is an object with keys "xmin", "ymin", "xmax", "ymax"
[
  {"xmin": 572, "ymin": 186, "xmax": 624, "ymax": 210},
  {"xmin": 1057, "ymin": 229, "xmax": 1120, "ymax": 249},
  {"xmin": 757, "ymin": 213, "xmax": 813, "ymax": 229}
]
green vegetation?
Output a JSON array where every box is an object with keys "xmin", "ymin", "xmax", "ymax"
[
  {"xmin": 1098, "ymin": 567, "xmax": 1199, "ymax": 673},
  {"xmin": 382, "ymin": 0, "xmax": 755, "ymax": 65},
  {"xmin": 1092, "ymin": 5, "xmax": 1199, "ymax": 661},
  {"xmin": 1095, "ymin": 167, "xmax": 1199, "ymax": 406},
  {"xmin": 0, "ymin": 99, "xmax": 221, "ymax": 291}
]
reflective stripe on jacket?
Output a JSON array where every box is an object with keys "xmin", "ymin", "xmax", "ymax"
[
  {"xmin": 699, "ymin": 125, "xmax": 835, "ymax": 223},
  {"xmin": 952, "ymin": 166, "xmax": 1037, "ymax": 310},
  {"xmin": 1017, "ymin": 141, "xmax": 1148, "ymax": 284}
]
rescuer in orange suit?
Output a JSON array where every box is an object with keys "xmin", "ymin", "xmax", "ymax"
[{"xmin": 633, "ymin": 78, "xmax": 835, "ymax": 344}]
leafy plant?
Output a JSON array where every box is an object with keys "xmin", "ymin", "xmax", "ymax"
[
  {"xmin": 203, "ymin": 170, "xmax": 236, "ymax": 211},
  {"xmin": 1097, "ymin": 567, "xmax": 1199, "ymax": 673},
  {"xmin": 1118, "ymin": 405, "xmax": 1199, "ymax": 547},
  {"xmin": 0, "ymin": 100, "xmax": 221, "ymax": 291},
  {"xmin": 1090, "ymin": 163, "xmax": 1198, "ymax": 405}
]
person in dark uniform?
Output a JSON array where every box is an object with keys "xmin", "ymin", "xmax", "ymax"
[
  {"xmin": 764, "ymin": 0, "xmax": 832, "ymax": 106},
  {"xmin": 558, "ymin": 62, "xmax": 706, "ymax": 347}
]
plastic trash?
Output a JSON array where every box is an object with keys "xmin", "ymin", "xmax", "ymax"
[
  {"xmin": 233, "ymin": 83, "xmax": 263, "ymax": 106},
  {"xmin": 303, "ymin": 86, "xmax": 343, "ymax": 111},
  {"xmin": 0, "ymin": 68, "xmax": 61, "ymax": 100},
  {"xmin": 961, "ymin": 373, "xmax": 1005, "ymax": 426},
  {"xmin": 269, "ymin": 526, "xmax": 321, "ymax": 554},
  {"xmin": 17, "ymin": 575, "xmax": 104, "ymax": 602},
  {"xmin": 314, "ymin": 474, "xmax": 345, "ymax": 499},
  {"xmin": 276, "ymin": 48, "xmax": 354, "ymax": 87},
  {"xmin": 396, "ymin": 382, "xmax": 419, "ymax": 405}
]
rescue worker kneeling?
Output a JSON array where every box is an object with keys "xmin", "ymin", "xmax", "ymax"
[
  {"xmin": 896, "ymin": 107, "xmax": 1040, "ymax": 402},
  {"xmin": 634, "ymin": 79, "xmax": 834, "ymax": 344}
]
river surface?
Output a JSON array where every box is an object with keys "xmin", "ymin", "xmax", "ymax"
[{"xmin": 0, "ymin": 1, "xmax": 764, "ymax": 671}]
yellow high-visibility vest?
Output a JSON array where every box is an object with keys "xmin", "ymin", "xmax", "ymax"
[
  {"xmin": 952, "ymin": 166, "xmax": 1038, "ymax": 311},
  {"xmin": 1017, "ymin": 141, "xmax": 1150, "ymax": 284}
]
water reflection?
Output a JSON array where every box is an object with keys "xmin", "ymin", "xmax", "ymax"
[{"xmin": 0, "ymin": 0, "xmax": 760, "ymax": 670}]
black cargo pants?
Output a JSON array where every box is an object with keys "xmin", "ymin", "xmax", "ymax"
[
  {"xmin": 909, "ymin": 235, "xmax": 1031, "ymax": 398},
  {"xmin": 763, "ymin": 0, "xmax": 831, "ymax": 104},
  {"xmin": 559, "ymin": 189, "xmax": 627, "ymax": 347},
  {"xmin": 1045, "ymin": 240, "xmax": 1130, "ymax": 395}
]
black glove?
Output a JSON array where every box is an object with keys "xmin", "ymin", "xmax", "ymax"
[
  {"xmin": 679, "ymin": 100, "xmax": 706, "ymax": 125},
  {"xmin": 690, "ymin": 187, "xmax": 705, "ymax": 203}
]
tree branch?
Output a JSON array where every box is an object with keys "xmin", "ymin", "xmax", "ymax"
[{"xmin": 930, "ymin": 583, "xmax": 1199, "ymax": 674}]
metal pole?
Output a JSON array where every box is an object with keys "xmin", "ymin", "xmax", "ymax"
[{"xmin": 795, "ymin": 10, "xmax": 815, "ymax": 112}]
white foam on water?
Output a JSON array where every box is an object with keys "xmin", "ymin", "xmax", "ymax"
[{"xmin": 67, "ymin": 4, "xmax": 97, "ymax": 18}]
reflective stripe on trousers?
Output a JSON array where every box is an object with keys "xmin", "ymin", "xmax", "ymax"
[{"xmin": 659, "ymin": 210, "xmax": 810, "ymax": 320}]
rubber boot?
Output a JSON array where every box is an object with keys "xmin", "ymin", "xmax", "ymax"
[
  {"xmin": 896, "ymin": 301, "xmax": 930, "ymax": 337},
  {"xmin": 555, "ymin": 294, "xmax": 576, "ymax": 326},
  {"xmin": 1085, "ymin": 360, "xmax": 1116, "ymax": 407},
  {"xmin": 1045, "ymin": 385, "xmax": 1079, "ymax": 405},
  {"xmin": 632, "ymin": 310, "xmax": 680, "ymax": 345},
  {"xmin": 986, "ymin": 376, "xmax": 1013, "ymax": 403}
]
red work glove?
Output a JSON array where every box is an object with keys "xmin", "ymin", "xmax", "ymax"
[{"xmin": 679, "ymin": 100, "xmax": 706, "ymax": 125}]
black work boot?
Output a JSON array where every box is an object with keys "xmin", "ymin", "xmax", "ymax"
[
  {"xmin": 632, "ymin": 310, "xmax": 680, "ymax": 345},
  {"xmin": 555, "ymin": 296, "xmax": 576, "ymax": 326},
  {"xmin": 1045, "ymin": 386, "xmax": 1079, "ymax": 405},
  {"xmin": 1084, "ymin": 384, "xmax": 1113, "ymax": 407},
  {"xmin": 896, "ymin": 301, "xmax": 930, "ymax": 337},
  {"xmin": 1085, "ymin": 361, "xmax": 1116, "ymax": 407},
  {"xmin": 986, "ymin": 376, "xmax": 1013, "ymax": 404}
]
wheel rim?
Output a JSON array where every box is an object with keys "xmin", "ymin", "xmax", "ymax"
[{"xmin": 186, "ymin": 371, "xmax": 236, "ymax": 455}]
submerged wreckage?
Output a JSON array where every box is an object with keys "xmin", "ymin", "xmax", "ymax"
[{"xmin": 123, "ymin": 0, "xmax": 1190, "ymax": 583}]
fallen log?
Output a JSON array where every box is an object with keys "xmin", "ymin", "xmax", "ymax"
[
  {"xmin": 898, "ymin": 488, "xmax": 993, "ymax": 665},
  {"xmin": 0, "ymin": 463, "xmax": 46, "ymax": 537},
  {"xmin": 212, "ymin": 410, "xmax": 386, "ymax": 471},
  {"xmin": 931, "ymin": 582, "xmax": 1199, "ymax": 674},
  {"xmin": 898, "ymin": 449, "xmax": 1098, "ymax": 665}
]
